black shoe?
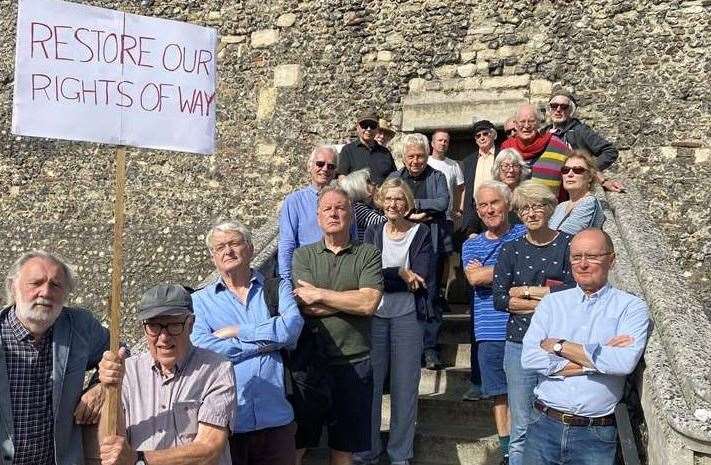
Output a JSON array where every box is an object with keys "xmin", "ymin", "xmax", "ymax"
[{"xmin": 424, "ymin": 351, "xmax": 443, "ymax": 370}]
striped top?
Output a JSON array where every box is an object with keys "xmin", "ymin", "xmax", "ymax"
[
  {"xmin": 529, "ymin": 135, "xmax": 570, "ymax": 199},
  {"xmin": 549, "ymin": 195, "xmax": 605, "ymax": 235},
  {"xmin": 462, "ymin": 224, "xmax": 527, "ymax": 341}
]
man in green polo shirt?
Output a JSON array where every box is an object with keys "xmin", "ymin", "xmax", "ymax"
[{"xmin": 291, "ymin": 185, "xmax": 383, "ymax": 465}]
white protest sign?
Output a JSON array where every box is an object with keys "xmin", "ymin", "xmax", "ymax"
[{"xmin": 12, "ymin": 0, "xmax": 218, "ymax": 155}]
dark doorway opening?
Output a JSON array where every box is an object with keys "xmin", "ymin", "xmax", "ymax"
[{"xmin": 424, "ymin": 126, "xmax": 508, "ymax": 162}]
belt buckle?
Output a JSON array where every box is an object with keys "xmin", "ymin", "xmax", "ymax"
[{"xmin": 560, "ymin": 413, "xmax": 574, "ymax": 425}]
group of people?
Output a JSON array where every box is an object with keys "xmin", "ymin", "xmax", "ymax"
[{"xmin": 0, "ymin": 89, "xmax": 649, "ymax": 465}]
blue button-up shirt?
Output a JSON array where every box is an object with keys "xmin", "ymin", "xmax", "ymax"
[
  {"xmin": 521, "ymin": 284, "xmax": 650, "ymax": 417},
  {"xmin": 191, "ymin": 271, "xmax": 304, "ymax": 433}
]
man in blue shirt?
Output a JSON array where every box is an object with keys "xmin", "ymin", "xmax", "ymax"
[
  {"xmin": 521, "ymin": 228, "xmax": 650, "ymax": 465},
  {"xmin": 191, "ymin": 220, "xmax": 304, "ymax": 465},
  {"xmin": 462, "ymin": 181, "xmax": 525, "ymax": 464},
  {"xmin": 278, "ymin": 145, "xmax": 339, "ymax": 279}
]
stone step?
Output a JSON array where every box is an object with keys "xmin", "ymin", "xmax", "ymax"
[
  {"xmin": 439, "ymin": 313, "xmax": 471, "ymax": 345},
  {"xmin": 439, "ymin": 342, "xmax": 472, "ymax": 367},
  {"xmin": 419, "ymin": 366, "xmax": 472, "ymax": 398},
  {"xmin": 447, "ymin": 303, "xmax": 470, "ymax": 315},
  {"xmin": 381, "ymin": 393, "xmax": 493, "ymax": 430}
]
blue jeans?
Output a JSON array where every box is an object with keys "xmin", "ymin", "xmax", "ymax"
[
  {"xmin": 359, "ymin": 312, "xmax": 423, "ymax": 465},
  {"xmin": 503, "ymin": 341, "xmax": 538, "ymax": 465},
  {"xmin": 523, "ymin": 407, "xmax": 617, "ymax": 464}
]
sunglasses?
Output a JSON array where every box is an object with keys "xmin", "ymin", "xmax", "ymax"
[
  {"xmin": 359, "ymin": 121, "xmax": 378, "ymax": 131},
  {"xmin": 314, "ymin": 160, "xmax": 337, "ymax": 170},
  {"xmin": 560, "ymin": 166, "xmax": 587, "ymax": 175},
  {"xmin": 549, "ymin": 103, "xmax": 570, "ymax": 111},
  {"xmin": 475, "ymin": 131, "xmax": 491, "ymax": 139}
]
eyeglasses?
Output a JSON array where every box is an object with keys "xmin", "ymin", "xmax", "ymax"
[
  {"xmin": 383, "ymin": 196, "xmax": 407, "ymax": 205},
  {"xmin": 549, "ymin": 103, "xmax": 570, "ymax": 112},
  {"xmin": 560, "ymin": 166, "xmax": 587, "ymax": 175},
  {"xmin": 475, "ymin": 131, "xmax": 491, "ymax": 139},
  {"xmin": 500, "ymin": 163, "xmax": 521, "ymax": 172},
  {"xmin": 570, "ymin": 252, "xmax": 613, "ymax": 264},
  {"xmin": 505, "ymin": 128, "xmax": 517, "ymax": 136},
  {"xmin": 212, "ymin": 240, "xmax": 247, "ymax": 255},
  {"xmin": 518, "ymin": 203, "xmax": 547, "ymax": 215},
  {"xmin": 359, "ymin": 121, "xmax": 378, "ymax": 131},
  {"xmin": 314, "ymin": 160, "xmax": 337, "ymax": 170},
  {"xmin": 143, "ymin": 317, "xmax": 191, "ymax": 337},
  {"xmin": 517, "ymin": 119, "xmax": 538, "ymax": 128}
]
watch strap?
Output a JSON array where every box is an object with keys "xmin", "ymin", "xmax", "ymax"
[
  {"xmin": 554, "ymin": 339, "xmax": 566, "ymax": 356},
  {"xmin": 136, "ymin": 451, "xmax": 146, "ymax": 465}
]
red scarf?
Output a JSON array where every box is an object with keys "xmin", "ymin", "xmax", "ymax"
[{"xmin": 501, "ymin": 132, "xmax": 553, "ymax": 161}]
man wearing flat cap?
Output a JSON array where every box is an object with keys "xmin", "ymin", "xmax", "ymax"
[
  {"xmin": 97, "ymin": 284, "xmax": 236, "ymax": 465},
  {"xmin": 543, "ymin": 89, "xmax": 624, "ymax": 192},
  {"xmin": 337, "ymin": 110, "xmax": 396, "ymax": 186}
]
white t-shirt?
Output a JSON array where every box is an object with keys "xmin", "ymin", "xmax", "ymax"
[{"xmin": 427, "ymin": 156, "xmax": 464, "ymax": 220}]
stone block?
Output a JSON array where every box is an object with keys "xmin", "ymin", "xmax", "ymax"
[
  {"xmin": 497, "ymin": 45, "xmax": 515, "ymax": 58},
  {"xmin": 660, "ymin": 146, "xmax": 677, "ymax": 160},
  {"xmin": 460, "ymin": 50, "xmax": 477, "ymax": 63},
  {"xmin": 456, "ymin": 64, "xmax": 477, "ymax": 78},
  {"xmin": 361, "ymin": 52, "xmax": 377, "ymax": 63},
  {"xmin": 377, "ymin": 50, "xmax": 394, "ymax": 62},
  {"xmin": 480, "ymin": 74, "xmax": 530, "ymax": 89},
  {"xmin": 251, "ymin": 29, "xmax": 279, "ymax": 48},
  {"xmin": 469, "ymin": 26, "xmax": 495, "ymax": 35},
  {"xmin": 441, "ymin": 79, "xmax": 465, "ymax": 91},
  {"xmin": 408, "ymin": 78, "xmax": 427, "ymax": 93},
  {"xmin": 274, "ymin": 64, "xmax": 303, "ymax": 88},
  {"xmin": 276, "ymin": 13, "xmax": 296, "ymax": 28},
  {"xmin": 207, "ymin": 11, "xmax": 221, "ymax": 20},
  {"xmin": 694, "ymin": 148, "xmax": 710, "ymax": 163},
  {"xmin": 221, "ymin": 35, "xmax": 245, "ymax": 45},
  {"xmin": 530, "ymin": 79, "xmax": 553, "ymax": 96},
  {"xmin": 477, "ymin": 49, "xmax": 497, "ymax": 60},
  {"xmin": 256, "ymin": 87, "xmax": 277, "ymax": 122},
  {"xmin": 434, "ymin": 64, "xmax": 457, "ymax": 79},
  {"xmin": 257, "ymin": 143, "xmax": 276, "ymax": 158},
  {"xmin": 386, "ymin": 33, "xmax": 405, "ymax": 46}
]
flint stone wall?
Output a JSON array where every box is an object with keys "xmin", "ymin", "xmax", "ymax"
[{"xmin": 0, "ymin": 0, "xmax": 708, "ymax": 343}]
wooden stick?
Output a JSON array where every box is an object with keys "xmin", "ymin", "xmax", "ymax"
[{"xmin": 103, "ymin": 146, "xmax": 127, "ymax": 437}]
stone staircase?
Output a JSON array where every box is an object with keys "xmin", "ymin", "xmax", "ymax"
[{"xmin": 303, "ymin": 302, "xmax": 501, "ymax": 465}]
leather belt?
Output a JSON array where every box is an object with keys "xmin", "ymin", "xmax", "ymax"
[{"xmin": 534, "ymin": 400, "xmax": 616, "ymax": 427}]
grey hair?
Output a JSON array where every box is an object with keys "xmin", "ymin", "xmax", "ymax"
[
  {"xmin": 400, "ymin": 133, "xmax": 431, "ymax": 158},
  {"xmin": 549, "ymin": 94, "xmax": 577, "ymax": 116},
  {"xmin": 5, "ymin": 250, "xmax": 76, "ymax": 306},
  {"xmin": 306, "ymin": 145, "xmax": 337, "ymax": 169},
  {"xmin": 339, "ymin": 168, "xmax": 371, "ymax": 203},
  {"xmin": 205, "ymin": 220, "xmax": 253, "ymax": 250},
  {"xmin": 474, "ymin": 180, "xmax": 513, "ymax": 205},
  {"xmin": 516, "ymin": 104, "xmax": 544, "ymax": 124},
  {"xmin": 317, "ymin": 185, "xmax": 352, "ymax": 208},
  {"xmin": 492, "ymin": 148, "xmax": 531, "ymax": 180}
]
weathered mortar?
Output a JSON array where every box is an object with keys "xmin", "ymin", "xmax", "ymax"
[{"xmin": 0, "ymin": 0, "xmax": 709, "ymax": 331}]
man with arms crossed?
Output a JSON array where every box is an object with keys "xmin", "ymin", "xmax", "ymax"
[
  {"xmin": 291, "ymin": 186, "xmax": 383, "ymax": 465},
  {"xmin": 521, "ymin": 228, "xmax": 649, "ymax": 465}
]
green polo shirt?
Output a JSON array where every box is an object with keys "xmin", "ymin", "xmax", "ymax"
[{"xmin": 292, "ymin": 239, "xmax": 383, "ymax": 364}]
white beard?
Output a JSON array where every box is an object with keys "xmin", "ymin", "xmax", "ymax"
[{"xmin": 15, "ymin": 297, "xmax": 63, "ymax": 335}]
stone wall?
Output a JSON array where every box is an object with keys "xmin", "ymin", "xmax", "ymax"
[{"xmin": 0, "ymin": 0, "xmax": 709, "ymax": 329}]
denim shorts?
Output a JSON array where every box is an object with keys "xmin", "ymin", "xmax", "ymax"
[{"xmin": 477, "ymin": 340, "xmax": 507, "ymax": 398}]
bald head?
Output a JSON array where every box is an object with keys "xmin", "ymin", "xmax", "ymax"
[
  {"xmin": 570, "ymin": 228, "xmax": 616, "ymax": 294},
  {"xmin": 571, "ymin": 228, "xmax": 615, "ymax": 254}
]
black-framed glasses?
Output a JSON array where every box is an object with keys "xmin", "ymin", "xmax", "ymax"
[
  {"xmin": 143, "ymin": 317, "xmax": 191, "ymax": 337},
  {"xmin": 314, "ymin": 160, "xmax": 337, "ymax": 170},
  {"xmin": 359, "ymin": 121, "xmax": 378, "ymax": 131},
  {"xmin": 561, "ymin": 166, "xmax": 587, "ymax": 175},
  {"xmin": 475, "ymin": 131, "xmax": 491, "ymax": 139}
]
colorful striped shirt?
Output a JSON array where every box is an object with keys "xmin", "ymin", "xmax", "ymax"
[
  {"xmin": 462, "ymin": 224, "xmax": 526, "ymax": 341},
  {"xmin": 529, "ymin": 135, "xmax": 570, "ymax": 199}
]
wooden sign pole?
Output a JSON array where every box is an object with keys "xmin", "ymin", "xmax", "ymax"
[{"xmin": 104, "ymin": 146, "xmax": 127, "ymax": 437}]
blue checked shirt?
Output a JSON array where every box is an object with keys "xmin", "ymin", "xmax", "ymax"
[
  {"xmin": 0, "ymin": 308, "xmax": 54, "ymax": 465},
  {"xmin": 521, "ymin": 284, "xmax": 650, "ymax": 417},
  {"xmin": 191, "ymin": 271, "xmax": 304, "ymax": 433}
]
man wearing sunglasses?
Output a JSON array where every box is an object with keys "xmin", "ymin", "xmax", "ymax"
[
  {"xmin": 336, "ymin": 110, "xmax": 396, "ymax": 186},
  {"xmin": 544, "ymin": 90, "xmax": 624, "ymax": 193},
  {"xmin": 97, "ymin": 284, "xmax": 236, "ymax": 465}
]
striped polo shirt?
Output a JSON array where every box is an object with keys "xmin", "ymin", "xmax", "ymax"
[{"xmin": 462, "ymin": 224, "xmax": 526, "ymax": 341}]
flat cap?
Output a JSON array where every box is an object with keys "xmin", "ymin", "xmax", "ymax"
[
  {"xmin": 549, "ymin": 88, "xmax": 577, "ymax": 105},
  {"xmin": 136, "ymin": 284, "xmax": 193, "ymax": 320},
  {"xmin": 357, "ymin": 109, "xmax": 379, "ymax": 124},
  {"xmin": 472, "ymin": 119, "xmax": 495, "ymax": 134}
]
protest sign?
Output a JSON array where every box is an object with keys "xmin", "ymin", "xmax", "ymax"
[{"xmin": 12, "ymin": 0, "xmax": 218, "ymax": 154}]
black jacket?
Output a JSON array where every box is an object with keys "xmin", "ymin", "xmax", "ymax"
[
  {"xmin": 544, "ymin": 118, "xmax": 618, "ymax": 171},
  {"xmin": 461, "ymin": 146, "xmax": 500, "ymax": 234},
  {"xmin": 364, "ymin": 222, "xmax": 435, "ymax": 321}
]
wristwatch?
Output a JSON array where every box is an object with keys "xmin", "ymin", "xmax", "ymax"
[
  {"xmin": 553, "ymin": 339, "xmax": 566, "ymax": 356},
  {"xmin": 135, "ymin": 451, "xmax": 146, "ymax": 465},
  {"xmin": 523, "ymin": 286, "xmax": 531, "ymax": 299}
]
